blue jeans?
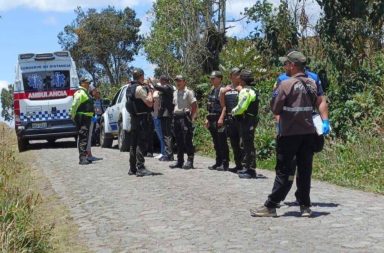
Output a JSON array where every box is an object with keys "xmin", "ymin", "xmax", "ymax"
[{"xmin": 153, "ymin": 117, "xmax": 165, "ymax": 155}]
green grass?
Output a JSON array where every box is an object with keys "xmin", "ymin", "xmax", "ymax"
[{"xmin": 0, "ymin": 124, "xmax": 89, "ymax": 253}]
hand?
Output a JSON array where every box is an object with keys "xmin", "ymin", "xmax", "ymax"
[
  {"xmin": 92, "ymin": 116, "xmax": 98, "ymax": 123},
  {"xmin": 322, "ymin": 119, "xmax": 330, "ymax": 135},
  {"xmin": 217, "ymin": 118, "xmax": 224, "ymax": 127},
  {"xmin": 204, "ymin": 119, "xmax": 209, "ymax": 128}
]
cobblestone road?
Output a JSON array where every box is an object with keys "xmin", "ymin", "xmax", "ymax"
[{"xmin": 26, "ymin": 140, "xmax": 384, "ymax": 253}]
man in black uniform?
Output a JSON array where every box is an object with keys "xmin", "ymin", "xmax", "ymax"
[
  {"xmin": 152, "ymin": 75, "xmax": 175, "ymax": 161},
  {"xmin": 218, "ymin": 68, "xmax": 243, "ymax": 173},
  {"xmin": 206, "ymin": 71, "xmax": 229, "ymax": 171},
  {"xmin": 127, "ymin": 68, "xmax": 155, "ymax": 177}
]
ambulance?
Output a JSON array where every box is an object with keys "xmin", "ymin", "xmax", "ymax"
[{"xmin": 13, "ymin": 51, "xmax": 79, "ymax": 151}]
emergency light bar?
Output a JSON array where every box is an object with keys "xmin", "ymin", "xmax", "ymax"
[{"xmin": 35, "ymin": 53, "xmax": 55, "ymax": 61}]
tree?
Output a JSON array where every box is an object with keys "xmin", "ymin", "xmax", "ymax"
[
  {"xmin": 1, "ymin": 85, "xmax": 14, "ymax": 122},
  {"xmin": 245, "ymin": 0, "xmax": 299, "ymax": 66},
  {"xmin": 58, "ymin": 6, "xmax": 142, "ymax": 85},
  {"xmin": 144, "ymin": 0, "xmax": 226, "ymax": 84}
]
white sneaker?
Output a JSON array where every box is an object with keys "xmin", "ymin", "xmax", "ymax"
[{"xmin": 154, "ymin": 154, "xmax": 163, "ymax": 159}]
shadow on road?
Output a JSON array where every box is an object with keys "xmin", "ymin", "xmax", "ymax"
[
  {"xmin": 284, "ymin": 201, "xmax": 339, "ymax": 208},
  {"xmin": 281, "ymin": 211, "xmax": 331, "ymax": 218},
  {"xmin": 27, "ymin": 140, "xmax": 77, "ymax": 151}
]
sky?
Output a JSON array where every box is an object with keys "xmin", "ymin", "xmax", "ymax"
[{"xmin": 0, "ymin": 0, "xmax": 320, "ymax": 122}]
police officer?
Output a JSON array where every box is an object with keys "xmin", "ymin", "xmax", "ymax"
[
  {"xmin": 70, "ymin": 77, "xmax": 95, "ymax": 165},
  {"xmin": 127, "ymin": 68, "xmax": 155, "ymax": 177},
  {"xmin": 251, "ymin": 51, "xmax": 326, "ymax": 217},
  {"xmin": 169, "ymin": 75, "xmax": 198, "ymax": 169},
  {"xmin": 152, "ymin": 75, "xmax": 175, "ymax": 161},
  {"xmin": 206, "ymin": 71, "xmax": 229, "ymax": 171},
  {"xmin": 218, "ymin": 68, "xmax": 243, "ymax": 173},
  {"xmin": 231, "ymin": 69, "xmax": 259, "ymax": 179}
]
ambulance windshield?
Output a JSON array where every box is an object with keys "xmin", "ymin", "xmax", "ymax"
[{"xmin": 22, "ymin": 70, "xmax": 70, "ymax": 92}]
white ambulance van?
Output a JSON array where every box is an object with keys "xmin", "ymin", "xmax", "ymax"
[{"xmin": 13, "ymin": 51, "xmax": 79, "ymax": 151}]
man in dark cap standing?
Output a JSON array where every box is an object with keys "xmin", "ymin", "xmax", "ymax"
[
  {"xmin": 206, "ymin": 71, "xmax": 229, "ymax": 171},
  {"xmin": 169, "ymin": 75, "xmax": 198, "ymax": 169},
  {"xmin": 231, "ymin": 69, "xmax": 259, "ymax": 179},
  {"xmin": 251, "ymin": 51, "xmax": 324, "ymax": 217},
  {"xmin": 126, "ymin": 68, "xmax": 155, "ymax": 177}
]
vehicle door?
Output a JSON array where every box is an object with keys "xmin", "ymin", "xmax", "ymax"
[{"xmin": 107, "ymin": 88, "xmax": 123, "ymax": 132}]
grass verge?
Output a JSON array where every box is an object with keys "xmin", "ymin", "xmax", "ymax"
[{"xmin": 0, "ymin": 123, "xmax": 89, "ymax": 252}]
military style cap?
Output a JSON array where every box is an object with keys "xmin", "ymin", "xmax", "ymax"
[
  {"xmin": 279, "ymin": 51, "xmax": 307, "ymax": 64},
  {"xmin": 175, "ymin": 75, "xmax": 185, "ymax": 81},
  {"xmin": 210, "ymin": 70, "xmax": 223, "ymax": 79},
  {"xmin": 132, "ymin": 68, "xmax": 144, "ymax": 80},
  {"xmin": 80, "ymin": 77, "xmax": 92, "ymax": 83},
  {"xmin": 240, "ymin": 69, "xmax": 254, "ymax": 82},
  {"xmin": 230, "ymin": 67, "xmax": 241, "ymax": 75}
]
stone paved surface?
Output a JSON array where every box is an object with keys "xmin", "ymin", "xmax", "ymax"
[{"xmin": 26, "ymin": 140, "xmax": 384, "ymax": 253}]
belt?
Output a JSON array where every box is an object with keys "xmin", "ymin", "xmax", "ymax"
[
  {"xmin": 283, "ymin": 106, "xmax": 313, "ymax": 112},
  {"xmin": 135, "ymin": 112, "xmax": 150, "ymax": 115}
]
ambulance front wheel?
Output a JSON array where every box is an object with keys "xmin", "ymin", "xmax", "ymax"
[{"xmin": 17, "ymin": 138, "xmax": 28, "ymax": 152}]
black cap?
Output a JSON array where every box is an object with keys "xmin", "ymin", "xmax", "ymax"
[
  {"xmin": 175, "ymin": 75, "xmax": 185, "ymax": 81},
  {"xmin": 240, "ymin": 69, "xmax": 254, "ymax": 83},
  {"xmin": 132, "ymin": 68, "xmax": 144, "ymax": 80},
  {"xmin": 80, "ymin": 77, "xmax": 92, "ymax": 83},
  {"xmin": 160, "ymin": 75, "xmax": 170, "ymax": 81},
  {"xmin": 210, "ymin": 70, "xmax": 223, "ymax": 79}
]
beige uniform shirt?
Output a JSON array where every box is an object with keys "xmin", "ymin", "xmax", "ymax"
[{"xmin": 173, "ymin": 87, "xmax": 196, "ymax": 114}]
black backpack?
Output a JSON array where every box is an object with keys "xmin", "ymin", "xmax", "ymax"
[{"xmin": 125, "ymin": 83, "xmax": 138, "ymax": 115}]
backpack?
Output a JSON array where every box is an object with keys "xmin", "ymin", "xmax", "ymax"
[{"xmin": 125, "ymin": 82, "xmax": 138, "ymax": 115}]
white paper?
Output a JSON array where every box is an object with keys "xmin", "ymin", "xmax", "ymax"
[{"xmin": 312, "ymin": 114, "xmax": 323, "ymax": 135}]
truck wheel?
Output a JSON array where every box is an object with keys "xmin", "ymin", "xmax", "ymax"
[
  {"xmin": 47, "ymin": 138, "xmax": 56, "ymax": 145},
  {"xmin": 100, "ymin": 122, "xmax": 113, "ymax": 148},
  {"xmin": 118, "ymin": 121, "xmax": 130, "ymax": 152},
  {"xmin": 17, "ymin": 139, "xmax": 28, "ymax": 152}
]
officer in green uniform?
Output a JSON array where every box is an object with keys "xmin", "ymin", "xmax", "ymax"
[
  {"xmin": 71, "ymin": 77, "xmax": 95, "ymax": 165},
  {"xmin": 231, "ymin": 69, "xmax": 259, "ymax": 179}
]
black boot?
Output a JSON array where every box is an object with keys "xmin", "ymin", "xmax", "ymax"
[
  {"xmin": 238, "ymin": 169, "xmax": 256, "ymax": 179},
  {"xmin": 183, "ymin": 157, "xmax": 194, "ymax": 169},
  {"xmin": 169, "ymin": 161, "xmax": 183, "ymax": 169},
  {"xmin": 228, "ymin": 166, "xmax": 242, "ymax": 173},
  {"xmin": 79, "ymin": 156, "xmax": 91, "ymax": 165},
  {"xmin": 208, "ymin": 163, "xmax": 221, "ymax": 170},
  {"xmin": 136, "ymin": 167, "xmax": 154, "ymax": 177},
  {"xmin": 128, "ymin": 168, "xmax": 136, "ymax": 175},
  {"xmin": 216, "ymin": 163, "xmax": 229, "ymax": 171}
]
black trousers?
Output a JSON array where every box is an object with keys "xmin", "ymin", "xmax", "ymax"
[
  {"xmin": 225, "ymin": 115, "xmax": 242, "ymax": 168},
  {"xmin": 160, "ymin": 116, "xmax": 174, "ymax": 158},
  {"xmin": 238, "ymin": 116, "xmax": 257, "ymax": 170},
  {"xmin": 173, "ymin": 115, "xmax": 194, "ymax": 163},
  {"xmin": 75, "ymin": 115, "xmax": 91, "ymax": 160},
  {"xmin": 208, "ymin": 115, "xmax": 229, "ymax": 166},
  {"xmin": 130, "ymin": 114, "xmax": 150, "ymax": 172},
  {"xmin": 146, "ymin": 117, "xmax": 154, "ymax": 154},
  {"xmin": 265, "ymin": 134, "xmax": 316, "ymax": 208}
]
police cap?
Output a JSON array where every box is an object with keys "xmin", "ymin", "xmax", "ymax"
[
  {"xmin": 230, "ymin": 67, "xmax": 241, "ymax": 75},
  {"xmin": 132, "ymin": 68, "xmax": 144, "ymax": 80},
  {"xmin": 80, "ymin": 77, "xmax": 92, "ymax": 83},
  {"xmin": 279, "ymin": 50, "xmax": 306, "ymax": 64},
  {"xmin": 210, "ymin": 70, "xmax": 223, "ymax": 79},
  {"xmin": 175, "ymin": 75, "xmax": 185, "ymax": 81}
]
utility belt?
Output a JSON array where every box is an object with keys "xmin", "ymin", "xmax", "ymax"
[
  {"xmin": 206, "ymin": 112, "xmax": 220, "ymax": 121},
  {"xmin": 233, "ymin": 112, "xmax": 257, "ymax": 121},
  {"xmin": 174, "ymin": 111, "xmax": 191, "ymax": 119},
  {"xmin": 131, "ymin": 112, "xmax": 151, "ymax": 119}
]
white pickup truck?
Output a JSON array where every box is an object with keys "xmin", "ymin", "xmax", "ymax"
[{"xmin": 99, "ymin": 84, "xmax": 131, "ymax": 152}]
